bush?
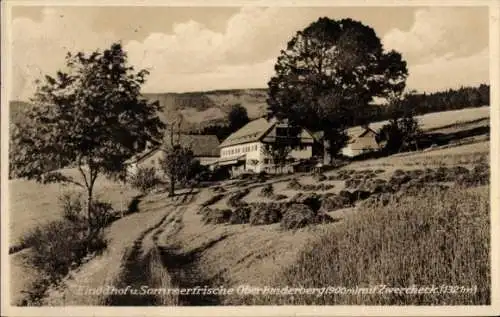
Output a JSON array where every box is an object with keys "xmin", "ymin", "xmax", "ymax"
[
  {"xmin": 281, "ymin": 203, "xmax": 334, "ymax": 230},
  {"xmin": 319, "ymin": 194, "xmax": 353, "ymax": 212},
  {"xmin": 287, "ymin": 178, "xmax": 302, "ymax": 190},
  {"xmin": 259, "ymin": 184, "xmax": 274, "ymax": 198},
  {"xmin": 351, "ymin": 189, "xmax": 372, "ymax": 201},
  {"xmin": 211, "ymin": 186, "xmax": 227, "ymax": 193},
  {"xmin": 129, "ymin": 166, "xmax": 160, "ymax": 193},
  {"xmin": 89, "ymin": 200, "xmax": 117, "ymax": 231},
  {"xmin": 249, "ymin": 203, "xmax": 283, "ymax": 225},
  {"xmin": 227, "ymin": 189, "xmax": 250, "ymax": 207},
  {"xmin": 280, "ymin": 204, "xmax": 316, "ymax": 230},
  {"xmin": 313, "ymin": 174, "xmax": 327, "ymax": 182},
  {"xmin": 338, "ymin": 190, "xmax": 355, "ymax": 206},
  {"xmin": 60, "ymin": 191, "xmax": 85, "ymax": 223},
  {"xmin": 289, "ymin": 192, "xmax": 321, "ymax": 212},
  {"xmin": 272, "ymin": 194, "xmax": 288, "ymax": 201},
  {"xmin": 201, "ymin": 193, "xmax": 225, "ymax": 207},
  {"xmin": 229, "ymin": 205, "xmax": 253, "ymax": 224},
  {"xmin": 20, "ymin": 218, "xmax": 107, "ymax": 285},
  {"xmin": 201, "ymin": 208, "xmax": 232, "ymax": 225},
  {"xmin": 393, "ymin": 169, "xmax": 406, "ymax": 177},
  {"xmin": 359, "ymin": 193, "xmax": 392, "ymax": 209}
]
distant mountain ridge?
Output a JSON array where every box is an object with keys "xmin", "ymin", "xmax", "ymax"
[
  {"xmin": 9, "ymin": 84, "xmax": 490, "ymax": 133},
  {"xmin": 9, "ymin": 88, "xmax": 269, "ymax": 132}
]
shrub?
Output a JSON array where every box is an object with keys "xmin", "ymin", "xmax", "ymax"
[
  {"xmin": 287, "ymin": 178, "xmax": 302, "ymax": 190},
  {"xmin": 272, "ymin": 194, "xmax": 288, "ymax": 201},
  {"xmin": 289, "ymin": 192, "xmax": 321, "ymax": 211},
  {"xmin": 393, "ymin": 169, "xmax": 405, "ymax": 177},
  {"xmin": 359, "ymin": 193, "xmax": 392, "ymax": 209},
  {"xmin": 319, "ymin": 195, "xmax": 350, "ymax": 212},
  {"xmin": 129, "ymin": 166, "xmax": 160, "ymax": 193},
  {"xmin": 249, "ymin": 203, "xmax": 283, "ymax": 225},
  {"xmin": 281, "ymin": 203, "xmax": 334, "ymax": 230},
  {"xmin": 89, "ymin": 200, "xmax": 117, "ymax": 231},
  {"xmin": 201, "ymin": 208, "xmax": 232, "ymax": 225},
  {"xmin": 229, "ymin": 205, "xmax": 252, "ymax": 224},
  {"xmin": 20, "ymin": 218, "xmax": 107, "ymax": 287},
  {"xmin": 211, "ymin": 186, "xmax": 227, "ymax": 193},
  {"xmin": 60, "ymin": 191, "xmax": 85, "ymax": 223},
  {"xmin": 280, "ymin": 204, "xmax": 316, "ymax": 230},
  {"xmin": 351, "ymin": 189, "xmax": 372, "ymax": 201},
  {"xmin": 201, "ymin": 193, "xmax": 225, "ymax": 207},
  {"xmin": 259, "ymin": 184, "xmax": 274, "ymax": 197},
  {"xmin": 227, "ymin": 189, "xmax": 250, "ymax": 207},
  {"xmin": 313, "ymin": 174, "xmax": 327, "ymax": 182},
  {"xmin": 338, "ymin": 190, "xmax": 355, "ymax": 205}
]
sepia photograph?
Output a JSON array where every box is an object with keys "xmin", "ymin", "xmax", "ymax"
[{"xmin": 1, "ymin": 0, "xmax": 499, "ymax": 316}]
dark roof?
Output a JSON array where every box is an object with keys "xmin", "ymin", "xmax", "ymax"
[
  {"xmin": 125, "ymin": 146, "xmax": 161, "ymax": 165},
  {"xmin": 127, "ymin": 134, "xmax": 219, "ymax": 165},
  {"xmin": 165, "ymin": 134, "xmax": 220, "ymax": 157},
  {"xmin": 219, "ymin": 117, "xmax": 315, "ymax": 147},
  {"xmin": 357, "ymin": 127, "xmax": 378, "ymax": 138},
  {"xmin": 219, "ymin": 117, "xmax": 274, "ymax": 148}
]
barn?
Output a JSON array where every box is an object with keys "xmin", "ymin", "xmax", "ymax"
[{"xmin": 126, "ymin": 134, "xmax": 220, "ymax": 177}]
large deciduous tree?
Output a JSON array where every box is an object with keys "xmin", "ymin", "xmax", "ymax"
[
  {"xmin": 267, "ymin": 17, "xmax": 408, "ymax": 163},
  {"xmin": 10, "ymin": 43, "xmax": 165, "ymax": 233}
]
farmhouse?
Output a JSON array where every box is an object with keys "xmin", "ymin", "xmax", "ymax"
[
  {"xmin": 126, "ymin": 134, "xmax": 220, "ymax": 176},
  {"xmin": 341, "ymin": 126, "xmax": 381, "ymax": 157},
  {"xmin": 215, "ymin": 117, "xmax": 315, "ymax": 175}
]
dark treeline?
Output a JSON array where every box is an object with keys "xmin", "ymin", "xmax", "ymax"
[
  {"xmin": 189, "ymin": 123, "xmax": 235, "ymax": 142},
  {"xmin": 369, "ymin": 84, "xmax": 490, "ymax": 122}
]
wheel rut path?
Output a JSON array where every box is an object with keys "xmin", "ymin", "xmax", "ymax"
[{"xmin": 106, "ymin": 189, "xmax": 226, "ymax": 306}]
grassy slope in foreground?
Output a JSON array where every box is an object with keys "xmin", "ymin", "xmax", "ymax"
[
  {"xmin": 231, "ymin": 186, "xmax": 490, "ymax": 305},
  {"xmin": 8, "ymin": 167, "xmax": 139, "ymax": 246}
]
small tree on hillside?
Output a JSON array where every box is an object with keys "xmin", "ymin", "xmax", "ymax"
[
  {"xmin": 10, "ymin": 43, "xmax": 165, "ymax": 235},
  {"xmin": 263, "ymin": 143, "xmax": 293, "ymax": 174},
  {"xmin": 159, "ymin": 117, "xmax": 194, "ymax": 196},
  {"xmin": 263, "ymin": 122, "xmax": 301, "ymax": 174},
  {"xmin": 228, "ymin": 104, "xmax": 249, "ymax": 132},
  {"xmin": 377, "ymin": 94, "xmax": 422, "ymax": 153}
]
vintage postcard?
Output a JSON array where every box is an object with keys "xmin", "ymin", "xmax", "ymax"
[{"xmin": 1, "ymin": 0, "xmax": 499, "ymax": 316}]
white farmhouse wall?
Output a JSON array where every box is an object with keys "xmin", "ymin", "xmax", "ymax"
[
  {"xmin": 341, "ymin": 145, "xmax": 356, "ymax": 157},
  {"xmin": 198, "ymin": 157, "xmax": 218, "ymax": 165},
  {"xmin": 289, "ymin": 145, "xmax": 312, "ymax": 160},
  {"xmin": 220, "ymin": 141, "xmax": 313, "ymax": 173}
]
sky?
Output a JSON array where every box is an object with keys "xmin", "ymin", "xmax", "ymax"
[{"xmin": 10, "ymin": 5, "xmax": 489, "ymax": 101}]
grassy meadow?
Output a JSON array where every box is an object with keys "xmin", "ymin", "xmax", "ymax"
[
  {"xmin": 8, "ymin": 167, "xmax": 139, "ymax": 247},
  {"xmin": 230, "ymin": 186, "xmax": 489, "ymax": 305}
]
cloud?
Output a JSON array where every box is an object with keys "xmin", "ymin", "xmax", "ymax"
[
  {"xmin": 382, "ymin": 7, "xmax": 488, "ymax": 64},
  {"xmin": 407, "ymin": 48, "xmax": 489, "ymax": 93},
  {"xmin": 11, "ymin": 8, "xmax": 116, "ymax": 100},
  {"xmin": 10, "ymin": 6, "xmax": 490, "ymax": 100},
  {"xmin": 124, "ymin": 6, "xmax": 313, "ymax": 92}
]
